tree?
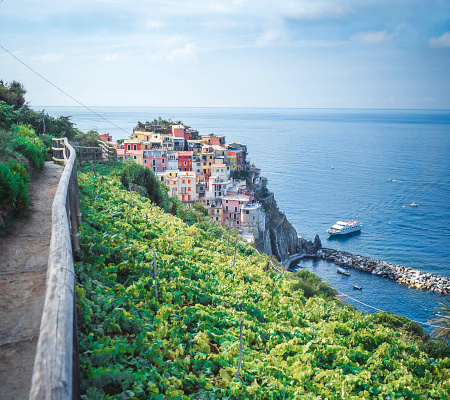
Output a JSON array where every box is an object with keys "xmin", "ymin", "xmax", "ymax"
[
  {"xmin": 429, "ymin": 299, "xmax": 450, "ymax": 341},
  {"xmin": 0, "ymin": 81, "xmax": 27, "ymax": 110}
]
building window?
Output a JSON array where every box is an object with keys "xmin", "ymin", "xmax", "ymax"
[
  {"xmin": 188, "ymin": 195, "xmax": 191, "ymax": 201},
  {"xmin": 162, "ymin": 159, "xmax": 165, "ymax": 163},
  {"xmin": 188, "ymin": 187, "xmax": 191, "ymax": 191},
  {"xmin": 182, "ymin": 180, "xmax": 185, "ymax": 184},
  {"xmin": 225, "ymin": 206, "xmax": 228, "ymax": 212},
  {"xmin": 153, "ymin": 160, "xmax": 156, "ymax": 166},
  {"xmin": 127, "ymin": 145, "xmax": 131, "ymax": 150},
  {"xmin": 134, "ymin": 144, "xmax": 137, "ymax": 150},
  {"xmin": 237, "ymin": 220, "xmax": 239, "ymax": 225},
  {"xmin": 235, "ymin": 207, "xmax": 238, "ymax": 212},
  {"xmin": 134, "ymin": 155, "xmax": 137, "ymax": 160},
  {"xmin": 188, "ymin": 180, "xmax": 191, "ymax": 183},
  {"xmin": 245, "ymin": 210, "xmax": 249, "ymax": 214}
]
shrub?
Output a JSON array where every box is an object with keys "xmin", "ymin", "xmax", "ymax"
[
  {"xmin": 291, "ymin": 269, "xmax": 338, "ymax": 299},
  {"xmin": 11, "ymin": 124, "xmax": 36, "ymax": 138},
  {"xmin": 372, "ymin": 311, "xmax": 427, "ymax": 339},
  {"xmin": 120, "ymin": 162, "xmax": 162, "ymax": 206},
  {"xmin": 0, "ymin": 161, "xmax": 29, "ymax": 212},
  {"xmin": 0, "ymin": 163, "xmax": 18, "ymax": 207},
  {"xmin": 13, "ymin": 136, "xmax": 47, "ymax": 170}
]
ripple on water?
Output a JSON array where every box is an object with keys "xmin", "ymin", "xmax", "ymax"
[{"xmin": 292, "ymin": 258, "xmax": 448, "ymax": 334}]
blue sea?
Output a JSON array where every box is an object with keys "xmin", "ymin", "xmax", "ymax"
[{"xmin": 39, "ymin": 106, "xmax": 450, "ymax": 331}]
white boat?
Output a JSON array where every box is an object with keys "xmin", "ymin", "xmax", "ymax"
[
  {"xmin": 337, "ymin": 267, "xmax": 350, "ymax": 276},
  {"xmin": 410, "ymin": 202, "xmax": 418, "ymax": 207},
  {"xmin": 327, "ymin": 220, "xmax": 362, "ymax": 236}
]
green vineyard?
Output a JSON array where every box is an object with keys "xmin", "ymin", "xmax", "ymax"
[{"xmin": 76, "ymin": 166, "xmax": 450, "ymax": 399}]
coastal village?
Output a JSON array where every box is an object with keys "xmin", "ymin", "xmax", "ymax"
[{"xmin": 99, "ymin": 119, "xmax": 265, "ymax": 241}]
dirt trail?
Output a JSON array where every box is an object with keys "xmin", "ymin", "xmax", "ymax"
[{"xmin": 0, "ymin": 161, "xmax": 63, "ymax": 400}]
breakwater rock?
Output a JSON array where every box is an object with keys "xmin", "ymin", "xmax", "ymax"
[{"xmin": 316, "ymin": 248, "xmax": 450, "ymax": 294}]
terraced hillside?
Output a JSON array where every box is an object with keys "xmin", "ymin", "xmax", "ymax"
[{"xmin": 76, "ymin": 166, "xmax": 450, "ymax": 399}]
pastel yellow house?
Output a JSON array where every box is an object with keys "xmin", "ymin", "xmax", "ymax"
[
  {"xmin": 165, "ymin": 170, "xmax": 179, "ymax": 197},
  {"xmin": 131, "ymin": 131, "xmax": 152, "ymax": 141},
  {"xmin": 161, "ymin": 134, "xmax": 174, "ymax": 151}
]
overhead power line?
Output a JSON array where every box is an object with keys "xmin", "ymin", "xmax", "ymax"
[
  {"xmin": 338, "ymin": 290, "xmax": 450, "ymax": 330},
  {"xmin": 0, "ymin": 43, "xmax": 130, "ymax": 136}
]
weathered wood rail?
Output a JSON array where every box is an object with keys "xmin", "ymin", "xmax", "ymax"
[
  {"xmin": 30, "ymin": 138, "xmax": 81, "ymax": 399},
  {"xmin": 73, "ymin": 140, "xmax": 116, "ymax": 165}
]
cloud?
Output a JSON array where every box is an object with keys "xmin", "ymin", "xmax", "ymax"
[
  {"xmin": 256, "ymin": 30, "xmax": 284, "ymax": 46},
  {"xmin": 144, "ymin": 20, "xmax": 167, "ymax": 30},
  {"xmin": 33, "ymin": 53, "xmax": 63, "ymax": 62},
  {"xmin": 167, "ymin": 43, "xmax": 198, "ymax": 60},
  {"xmin": 350, "ymin": 29, "xmax": 395, "ymax": 45},
  {"xmin": 428, "ymin": 32, "xmax": 450, "ymax": 48}
]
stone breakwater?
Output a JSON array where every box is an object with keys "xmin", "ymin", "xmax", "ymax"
[{"xmin": 316, "ymin": 248, "xmax": 450, "ymax": 294}]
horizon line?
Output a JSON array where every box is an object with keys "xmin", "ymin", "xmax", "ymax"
[{"xmin": 31, "ymin": 105, "xmax": 450, "ymax": 111}]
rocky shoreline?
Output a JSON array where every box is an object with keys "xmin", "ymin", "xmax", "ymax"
[{"xmin": 314, "ymin": 248, "xmax": 450, "ymax": 295}]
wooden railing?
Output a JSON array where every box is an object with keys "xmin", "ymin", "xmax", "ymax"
[
  {"xmin": 73, "ymin": 140, "xmax": 116, "ymax": 165},
  {"xmin": 30, "ymin": 138, "xmax": 81, "ymax": 399}
]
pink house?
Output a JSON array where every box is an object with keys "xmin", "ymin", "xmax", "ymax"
[
  {"xmin": 172, "ymin": 124, "xmax": 190, "ymax": 141},
  {"xmin": 143, "ymin": 150, "xmax": 168, "ymax": 173},
  {"xmin": 222, "ymin": 194, "xmax": 250, "ymax": 229},
  {"xmin": 100, "ymin": 133, "xmax": 113, "ymax": 142},
  {"xmin": 201, "ymin": 135, "xmax": 226, "ymax": 146}
]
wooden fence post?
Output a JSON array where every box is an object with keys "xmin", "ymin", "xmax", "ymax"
[
  {"xmin": 226, "ymin": 219, "xmax": 231, "ymax": 256},
  {"xmin": 153, "ymin": 249, "xmax": 159, "ymax": 302},
  {"xmin": 232, "ymin": 237, "xmax": 238, "ymax": 268},
  {"xmin": 68, "ymin": 167, "xmax": 80, "ymax": 253},
  {"xmin": 235, "ymin": 320, "xmax": 244, "ymax": 380}
]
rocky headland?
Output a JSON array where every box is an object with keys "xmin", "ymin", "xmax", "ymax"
[{"xmin": 252, "ymin": 184, "xmax": 449, "ymax": 295}]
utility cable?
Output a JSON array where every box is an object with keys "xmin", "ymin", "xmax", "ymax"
[
  {"xmin": 0, "ymin": 43, "xmax": 130, "ymax": 136},
  {"xmin": 338, "ymin": 290, "xmax": 450, "ymax": 330}
]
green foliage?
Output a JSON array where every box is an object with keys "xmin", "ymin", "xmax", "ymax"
[
  {"xmin": 13, "ymin": 135, "xmax": 47, "ymax": 170},
  {"xmin": 120, "ymin": 162, "xmax": 163, "ymax": 206},
  {"xmin": 429, "ymin": 299, "xmax": 450, "ymax": 341},
  {"xmin": 182, "ymin": 202, "xmax": 209, "ymax": 225},
  {"xmin": 10, "ymin": 123, "xmax": 37, "ymax": 138},
  {"xmin": 0, "ymin": 102, "xmax": 16, "ymax": 129},
  {"xmin": 73, "ymin": 130, "xmax": 102, "ymax": 147},
  {"xmin": 291, "ymin": 269, "xmax": 338, "ymax": 299},
  {"xmin": 372, "ymin": 312, "xmax": 427, "ymax": 340},
  {"xmin": 0, "ymin": 163, "xmax": 18, "ymax": 206},
  {"xmin": 0, "ymin": 80, "xmax": 27, "ymax": 110},
  {"xmin": 0, "ymin": 160, "xmax": 29, "ymax": 212},
  {"xmin": 0, "ymin": 98, "xmax": 78, "ymax": 138},
  {"xmin": 75, "ymin": 170, "xmax": 450, "ymax": 399}
]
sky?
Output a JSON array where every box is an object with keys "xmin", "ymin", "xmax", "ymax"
[{"xmin": 1, "ymin": 0, "xmax": 450, "ymax": 109}]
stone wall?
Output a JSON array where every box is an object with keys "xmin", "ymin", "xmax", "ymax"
[{"xmin": 317, "ymin": 248, "xmax": 450, "ymax": 294}]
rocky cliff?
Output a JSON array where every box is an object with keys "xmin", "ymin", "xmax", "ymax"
[{"xmin": 254, "ymin": 188, "xmax": 320, "ymax": 261}]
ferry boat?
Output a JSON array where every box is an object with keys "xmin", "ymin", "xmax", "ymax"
[{"xmin": 327, "ymin": 220, "xmax": 362, "ymax": 236}]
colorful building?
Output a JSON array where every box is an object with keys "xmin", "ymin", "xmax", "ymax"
[
  {"xmin": 143, "ymin": 149, "xmax": 167, "ymax": 173},
  {"xmin": 201, "ymin": 135, "xmax": 226, "ymax": 147},
  {"xmin": 165, "ymin": 170, "xmax": 179, "ymax": 197},
  {"xmin": 201, "ymin": 146, "xmax": 215, "ymax": 179},
  {"xmin": 176, "ymin": 171, "xmax": 197, "ymax": 203},
  {"xmin": 222, "ymin": 194, "xmax": 250, "ymax": 229},
  {"xmin": 178, "ymin": 151, "xmax": 193, "ymax": 171},
  {"xmin": 171, "ymin": 125, "xmax": 190, "ymax": 141},
  {"xmin": 100, "ymin": 133, "xmax": 113, "ymax": 142}
]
